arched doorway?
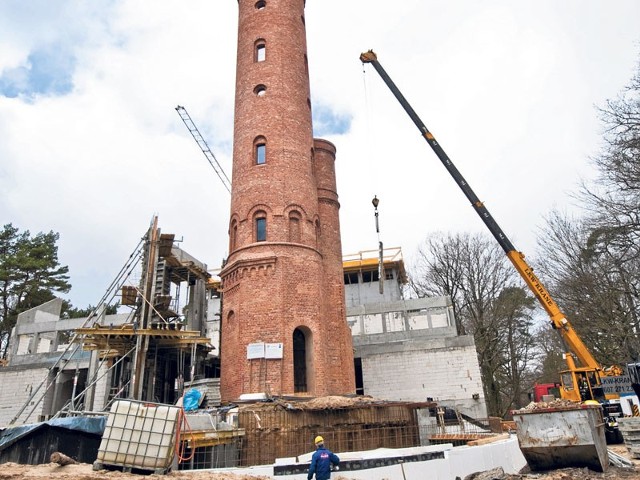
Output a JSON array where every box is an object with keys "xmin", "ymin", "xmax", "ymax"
[{"xmin": 293, "ymin": 328, "xmax": 307, "ymax": 392}]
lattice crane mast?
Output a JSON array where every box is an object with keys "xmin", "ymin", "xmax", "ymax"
[{"xmin": 175, "ymin": 105, "xmax": 231, "ymax": 193}]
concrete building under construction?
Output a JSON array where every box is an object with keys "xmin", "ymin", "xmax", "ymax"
[
  {"xmin": 0, "ymin": 0, "xmax": 491, "ymax": 473},
  {"xmin": 0, "ymin": 222, "xmax": 218, "ymax": 427},
  {"xmin": 0, "ymin": 243, "xmax": 486, "ymax": 427},
  {"xmin": 345, "ymin": 248, "xmax": 487, "ymax": 419}
]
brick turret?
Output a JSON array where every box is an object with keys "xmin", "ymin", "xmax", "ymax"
[{"xmin": 219, "ymin": 0, "xmax": 355, "ymax": 401}]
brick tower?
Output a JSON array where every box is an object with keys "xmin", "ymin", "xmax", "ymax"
[{"xmin": 219, "ymin": 0, "xmax": 355, "ymax": 401}]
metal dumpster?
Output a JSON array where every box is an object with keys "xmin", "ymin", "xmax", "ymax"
[{"xmin": 512, "ymin": 403, "xmax": 608, "ymax": 472}]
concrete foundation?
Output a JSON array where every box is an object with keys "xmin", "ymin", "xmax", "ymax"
[{"xmin": 199, "ymin": 435, "xmax": 526, "ymax": 479}]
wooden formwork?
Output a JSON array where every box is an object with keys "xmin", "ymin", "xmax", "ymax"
[{"xmin": 237, "ymin": 402, "xmax": 423, "ymax": 467}]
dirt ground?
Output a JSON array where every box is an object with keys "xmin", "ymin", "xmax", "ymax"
[
  {"xmin": 0, "ymin": 446, "xmax": 638, "ymax": 480},
  {"xmin": 0, "ymin": 462, "xmax": 271, "ymax": 480}
]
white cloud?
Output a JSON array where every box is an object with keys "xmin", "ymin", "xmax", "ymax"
[{"xmin": 0, "ymin": 0, "xmax": 638, "ymax": 307}]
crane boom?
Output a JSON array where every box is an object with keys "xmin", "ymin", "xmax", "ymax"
[
  {"xmin": 359, "ymin": 50, "xmax": 604, "ymax": 383},
  {"xmin": 175, "ymin": 105, "xmax": 232, "ymax": 193}
]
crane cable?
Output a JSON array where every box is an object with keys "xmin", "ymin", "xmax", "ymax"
[{"xmin": 361, "ymin": 58, "xmax": 383, "ymax": 201}]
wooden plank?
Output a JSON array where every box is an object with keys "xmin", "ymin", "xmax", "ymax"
[{"xmin": 467, "ymin": 433, "xmax": 510, "ymax": 446}]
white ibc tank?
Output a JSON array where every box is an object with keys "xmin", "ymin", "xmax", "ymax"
[{"xmin": 96, "ymin": 400, "xmax": 181, "ymax": 471}]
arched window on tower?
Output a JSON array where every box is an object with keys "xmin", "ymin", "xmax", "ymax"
[
  {"xmin": 254, "ymin": 136, "xmax": 266, "ymax": 165},
  {"xmin": 255, "ymin": 212, "xmax": 267, "ymax": 242},
  {"xmin": 230, "ymin": 219, "xmax": 238, "ymax": 252},
  {"xmin": 288, "ymin": 211, "xmax": 301, "ymax": 243},
  {"xmin": 255, "ymin": 40, "xmax": 266, "ymax": 62},
  {"xmin": 293, "ymin": 328, "xmax": 308, "ymax": 393}
]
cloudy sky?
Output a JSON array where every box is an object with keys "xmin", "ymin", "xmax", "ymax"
[{"xmin": 1, "ymin": 0, "xmax": 639, "ymax": 308}]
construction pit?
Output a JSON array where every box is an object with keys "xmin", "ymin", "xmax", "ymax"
[
  {"xmin": 4, "ymin": 395, "xmax": 640, "ymax": 480},
  {"xmin": 0, "ymin": 438, "xmax": 639, "ymax": 480}
]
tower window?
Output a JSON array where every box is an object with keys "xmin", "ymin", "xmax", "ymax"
[
  {"xmin": 256, "ymin": 43, "xmax": 266, "ymax": 62},
  {"xmin": 256, "ymin": 217, "xmax": 267, "ymax": 242},
  {"xmin": 289, "ymin": 212, "xmax": 301, "ymax": 243},
  {"xmin": 254, "ymin": 84, "xmax": 267, "ymax": 96},
  {"xmin": 256, "ymin": 143, "xmax": 266, "ymax": 164},
  {"xmin": 255, "ymin": 1, "xmax": 266, "ymax": 9},
  {"xmin": 293, "ymin": 328, "xmax": 308, "ymax": 393},
  {"xmin": 230, "ymin": 219, "xmax": 238, "ymax": 251}
]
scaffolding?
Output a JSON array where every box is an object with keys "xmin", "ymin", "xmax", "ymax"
[{"xmin": 8, "ymin": 217, "xmax": 216, "ymax": 425}]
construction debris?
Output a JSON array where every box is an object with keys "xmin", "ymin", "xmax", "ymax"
[
  {"xmin": 467, "ymin": 433, "xmax": 510, "ymax": 446},
  {"xmin": 461, "ymin": 466, "xmax": 505, "ymax": 480},
  {"xmin": 608, "ymin": 449, "xmax": 634, "ymax": 469},
  {"xmin": 513, "ymin": 399, "xmax": 580, "ymax": 413},
  {"xmin": 618, "ymin": 417, "xmax": 640, "ymax": 458},
  {"xmin": 236, "ymin": 395, "xmax": 419, "ymax": 412},
  {"xmin": 49, "ymin": 452, "xmax": 78, "ymax": 466}
]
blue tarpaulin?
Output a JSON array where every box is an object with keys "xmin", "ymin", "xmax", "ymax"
[{"xmin": 0, "ymin": 416, "xmax": 106, "ymax": 452}]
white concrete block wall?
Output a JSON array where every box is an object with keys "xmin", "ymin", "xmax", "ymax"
[
  {"xmin": 361, "ymin": 346, "xmax": 487, "ymax": 418},
  {"xmin": 91, "ymin": 363, "xmax": 111, "ymax": 411},
  {"xmin": 0, "ymin": 367, "xmax": 49, "ymax": 427}
]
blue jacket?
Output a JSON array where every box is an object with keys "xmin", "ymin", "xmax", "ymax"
[{"xmin": 307, "ymin": 446, "xmax": 340, "ymax": 480}]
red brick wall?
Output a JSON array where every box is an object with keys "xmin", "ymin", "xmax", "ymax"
[
  {"xmin": 220, "ymin": 0, "xmax": 354, "ymax": 401},
  {"xmin": 314, "ymin": 139, "xmax": 356, "ymax": 394}
]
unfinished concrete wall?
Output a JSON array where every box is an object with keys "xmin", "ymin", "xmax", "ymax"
[
  {"xmin": 358, "ymin": 336, "xmax": 487, "ymax": 419},
  {"xmin": 206, "ymin": 295, "xmax": 221, "ymax": 355},
  {"xmin": 7, "ymin": 298, "xmax": 64, "ymax": 362},
  {"xmin": 344, "ymin": 270, "xmax": 403, "ymax": 307},
  {"xmin": 348, "ymin": 297, "xmax": 456, "ymax": 338},
  {"xmin": 0, "ymin": 365, "xmax": 51, "ymax": 426},
  {"xmin": 91, "ymin": 363, "xmax": 111, "ymax": 411},
  {"xmin": 349, "ymin": 295, "xmax": 487, "ymax": 419},
  {"xmin": 0, "ymin": 301, "xmax": 134, "ymax": 425}
]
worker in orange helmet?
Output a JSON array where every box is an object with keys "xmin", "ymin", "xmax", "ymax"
[{"xmin": 307, "ymin": 435, "xmax": 340, "ymax": 480}]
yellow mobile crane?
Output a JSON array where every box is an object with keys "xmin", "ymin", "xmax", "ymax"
[{"xmin": 359, "ymin": 50, "xmax": 623, "ymax": 425}]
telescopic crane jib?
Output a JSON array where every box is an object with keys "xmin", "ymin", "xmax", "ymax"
[{"xmin": 359, "ymin": 49, "xmax": 622, "ymax": 405}]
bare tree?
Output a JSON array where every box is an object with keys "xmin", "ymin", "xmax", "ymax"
[
  {"xmin": 535, "ymin": 60, "xmax": 640, "ymax": 366},
  {"xmin": 584, "ymin": 62, "xmax": 640, "ymax": 261},
  {"xmin": 534, "ymin": 322, "xmax": 566, "ymax": 384},
  {"xmin": 492, "ymin": 287, "xmax": 537, "ymax": 412},
  {"xmin": 410, "ymin": 233, "xmax": 467, "ymax": 334},
  {"xmin": 537, "ymin": 210, "xmax": 640, "ymax": 366}
]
